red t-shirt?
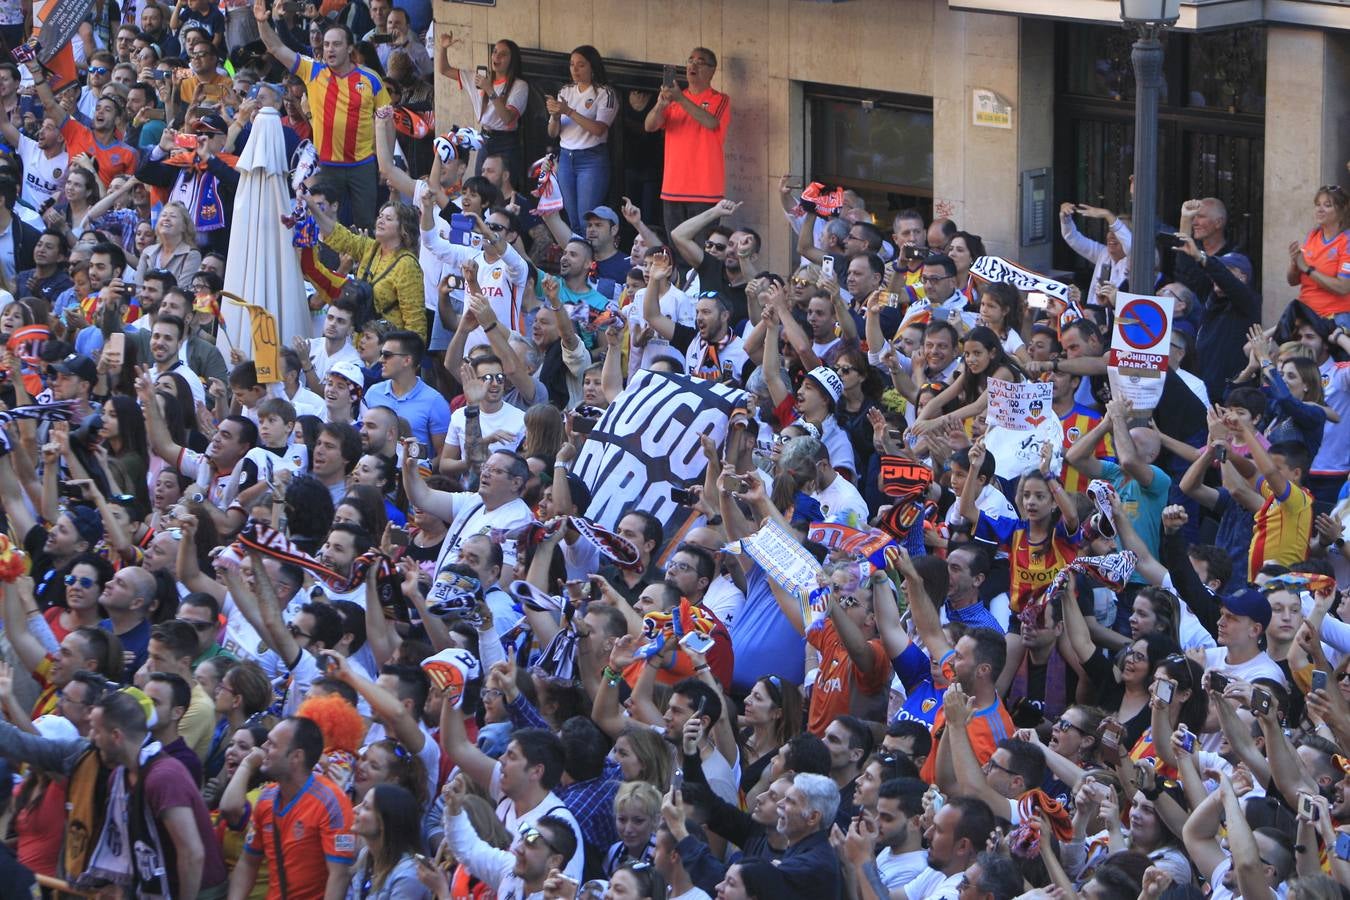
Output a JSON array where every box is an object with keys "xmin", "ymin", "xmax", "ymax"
[
  {"xmin": 659, "ymin": 87, "xmax": 731, "ymax": 204},
  {"xmin": 15, "ymin": 780, "xmax": 66, "ymax": 876}
]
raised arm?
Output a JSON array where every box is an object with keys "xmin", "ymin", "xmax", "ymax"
[
  {"xmin": 252, "ymin": 0, "xmax": 300, "ymax": 74},
  {"xmin": 0, "ymin": 453, "xmax": 36, "ymax": 541},
  {"xmin": 825, "ymin": 589, "xmax": 881, "ymax": 677},
  {"xmin": 620, "ymin": 197, "xmax": 663, "ymax": 252},
  {"xmin": 1220, "ymin": 774, "xmax": 1274, "ymax": 900},
  {"xmin": 374, "ymin": 114, "xmax": 416, "ymax": 201},
  {"xmin": 942, "ymin": 684, "xmax": 1014, "ymax": 811},
  {"xmin": 438, "ymin": 697, "xmax": 498, "ymax": 789},
  {"xmin": 3, "ymin": 580, "xmax": 50, "ymax": 677},
  {"xmin": 326, "ymin": 650, "xmax": 427, "ymax": 752},
  {"xmin": 137, "ymin": 373, "xmax": 187, "ymax": 465},
  {"xmin": 670, "ymin": 201, "xmax": 738, "ymax": 269},
  {"xmin": 794, "ymin": 210, "xmax": 825, "ymax": 265},
  {"xmin": 893, "ymin": 546, "xmax": 952, "ymax": 661},
  {"xmin": 1107, "ymin": 397, "xmax": 1156, "ymax": 488},
  {"xmin": 640, "ymin": 260, "xmax": 677, "ymax": 341},
  {"xmin": 871, "ymin": 570, "xmax": 910, "ymax": 660}
]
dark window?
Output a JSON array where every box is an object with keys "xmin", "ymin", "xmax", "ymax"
[
  {"xmin": 1053, "ymin": 24, "xmax": 1266, "ymax": 287},
  {"xmin": 805, "ymin": 84, "xmax": 934, "ymax": 222},
  {"xmin": 516, "ymin": 49, "xmax": 670, "ymax": 238}
]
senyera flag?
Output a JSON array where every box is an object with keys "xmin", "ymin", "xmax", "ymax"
[{"xmin": 27, "ymin": 0, "xmax": 93, "ymax": 90}]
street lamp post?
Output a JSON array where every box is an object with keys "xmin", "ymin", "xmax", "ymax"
[{"xmin": 1121, "ymin": 0, "xmax": 1179, "ymax": 295}]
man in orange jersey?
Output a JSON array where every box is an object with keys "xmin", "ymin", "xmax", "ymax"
[
  {"xmin": 644, "ymin": 47, "xmax": 730, "ymax": 242},
  {"xmin": 229, "ymin": 716, "xmax": 356, "ymax": 900},
  {"xmin": 254, "ymin": 0, "xmax": 390, "ymax": 230}
]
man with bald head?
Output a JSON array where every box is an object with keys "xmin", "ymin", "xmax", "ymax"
[
  {"xmin": 360, "ymin": 405, "xmax": 401, "ymax": 457},
  {"xmin": 99, "ymin": 566, "xmax": 158, "ymax": 679},
  {"xmin": 1066, "ymin": 396, "xmax": 1171, "ymax": 562}
]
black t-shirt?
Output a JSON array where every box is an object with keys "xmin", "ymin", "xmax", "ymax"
[
  {"xmin": 24, "ymin": 522, "xmax": 62, "ymax": 607},
  {"xmin": 692, "ymin": 255, "xmax": 749, "ymax": 329}
]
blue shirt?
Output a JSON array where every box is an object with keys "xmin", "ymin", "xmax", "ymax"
[
  {"xmin": 728, "ymin": 564, "xmax": 807, "ymax": 693},
  {"xmin": 944, "ymin": 598, "xmax": 1004, "ymax": 633},
  {"xmin": 1099, "ymin": 459, "xmax": 1171, "ymax": 571},
  {"xmin": 364, "ymin": 377, "xmax": 451, "ymax": 447},
  {"xmin": 890, "ymin": 643, "xmax": 944, "ymax": 726}
]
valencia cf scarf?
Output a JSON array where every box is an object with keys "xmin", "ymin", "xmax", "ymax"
[{"xmin": 219, "ymin": 521, "xmax": 402, "ymax": 609}]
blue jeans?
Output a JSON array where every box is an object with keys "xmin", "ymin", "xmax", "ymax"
[{"xmin": 557, "ymin": 145, "xmax": 610, "ymax": 231}]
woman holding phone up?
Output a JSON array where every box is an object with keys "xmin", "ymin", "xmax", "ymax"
[{"xmin": 438, "ymin": 33, "xmax": 528, "ymax": 184}]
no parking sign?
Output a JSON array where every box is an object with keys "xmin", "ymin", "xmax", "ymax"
[{"xmin": 1107, "ymin": 290, "xmax": 1175, "ymax": 410}]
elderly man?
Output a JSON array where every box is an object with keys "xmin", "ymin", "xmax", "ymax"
[
  {"xmin": 1175, "ymin": 197, "xmax": 1238, "ymax": 299},
  {"xmin": 773, "ymin": 772, "xmax": 843, "ymax": 900}
]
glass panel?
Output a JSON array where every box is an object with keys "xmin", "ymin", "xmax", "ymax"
[
  {"xmin": 1184, "ymin": 28, "xmax": 1266, "ymax": 114},
  {"xmin": 1064, "ymin": 27, "xmax": 1139, "ymax": 101},
  {"xmin": 809, "ymin": 98, "xmax": 933, "ymax": 192},
  {"xmin": 1183, "ymin": 131, "xmax": 1264, "ymax": 259}
]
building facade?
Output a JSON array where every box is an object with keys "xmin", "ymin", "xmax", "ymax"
[{"xmin": 432, "ymin": 0, "xmax": 1350, "ymax": 318}]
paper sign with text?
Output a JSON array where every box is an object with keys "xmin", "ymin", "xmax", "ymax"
[
  {"xmin": 1107, "ymin": 290, "xmax": 1174, "ymax": 409},
  {"xmin": 986, "ymin": 377, "xmax": 1054, "ymax": 432}
]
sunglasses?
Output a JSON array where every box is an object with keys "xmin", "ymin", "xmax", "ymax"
[
  {"xmin": 65, "ymin": 574, "xmax": 97, "ymax": 589},
  {"xmin": 790, "ymin": 276, "xmax": 812, "ymax": 288},
  {"xmin": 520, "ymin": 825, "xmax": 562, "ymax": 855},
  {"xmin": 1053, "ymin": 717, "xmax": 1090, "ymax": 736},
  {"xmin": 287, "ymin": 622, "xmax": 314, "ymax": 641},
  {"xmin": 704, "ymin": 241, "xmax": 728, "ymax": 251},
  {"xmin": 486, "ymin": 222, "xmax": 507, "ymax": 232},
  {"xmin": 88, "ymin": 66, "xmax": 109, "ymax": 76},
  {"xmin": 176, "ymin": 617, "xmax": 216, "ymax": 631},
  {"xmin": 479, "ymin": 372, "xmax": 506, "ymax": 384},
  {"xmin": 379, "ymin": 350, "xmax": 410, "ymax": 359}
]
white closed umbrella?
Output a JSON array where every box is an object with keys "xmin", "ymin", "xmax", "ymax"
[{"xmin": 218, "ymin": 107, "xmax": 311, "ymax": 365}]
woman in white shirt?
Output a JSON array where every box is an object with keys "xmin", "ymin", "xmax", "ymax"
[
  {"xmin": 546, "ymin": 45, "xmax": 618, "ymax": 229},
  {"xmin": 438, "ymin": 35, "xmax": 529, "ymax": 185}
]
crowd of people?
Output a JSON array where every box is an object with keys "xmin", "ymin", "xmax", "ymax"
[{"xmin": 0, "ymin": 3, "xmax": 1347, "ymax": 900}]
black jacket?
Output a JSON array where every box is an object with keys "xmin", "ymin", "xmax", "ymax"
[
  {"xmin": 134, "ymin": 153, "xmax": 240, "ymax": 256},
  {"xmin": 6, "ymin": 212, "xmax": 39, "ymax": 274}
]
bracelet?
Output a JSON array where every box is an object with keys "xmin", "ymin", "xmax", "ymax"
[
  {"xmin": 601, "ymin": 665, "xmax": 622, "ymax": 685},
  {"xmin": 1294, "ymin": 844, "xmax": 1308, "ymax": 854},
  {"xmin": 694, "ymin": 664, "xmax": 710, "ymax": 673},
  {"xmin": 483, "ymin": 322, "xmax": 498, "ymax": 333},
  {"xmin": 464, "ymin": 405, "xmax": 480, "ymax": 418}
]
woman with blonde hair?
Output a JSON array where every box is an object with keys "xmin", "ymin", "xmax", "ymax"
[
  {"xmin": 310, "ymin": 196, "xmax": 426, "ymax": 337},
  {"xmin": 136, "ymin": 201, "xmax": 202, "ymax": 283},
  {"xmin": 604, "ymin": 782, "xmax": 661, "ymax": 875}
]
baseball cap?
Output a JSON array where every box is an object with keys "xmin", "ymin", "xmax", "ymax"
[
  {"xmin": 192, "ymin": 113, "xmax": 228, "ymax": 135},
  {"xmin": 33, "ymin": 714, "xmax": 78, "ymax": 742},
  {"xmin": 52, "ymin": 353, "xmax": 97, "ymax": 384},
  {"xmin": 584, "ymin": 206, "xmax": 619, "ymax": 227},
  {"xmin": 328, "ymin": 360, "xmax": 365, "ymax": 391},
  {"xmin": 65, "ymin": 504, "xmax": 105, "ymax": 548},
  {"xmin": 1217, "ymin": 252, "xmax": 1253, "ymax": 281},
  {"xmin": 805, "ymin": 366, "xmax": 844, "ymax": 406},
  {"xmin": 1171, "ymin": 319, "xmax": 1197, "ymax": 351},
  {"xmin": 565, "ymin": 473, "xmax": 592, "ymax": 517},
  {"xmin": 1221, "ymin": 588, "xmax": 1272, "ymax": 630}
]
